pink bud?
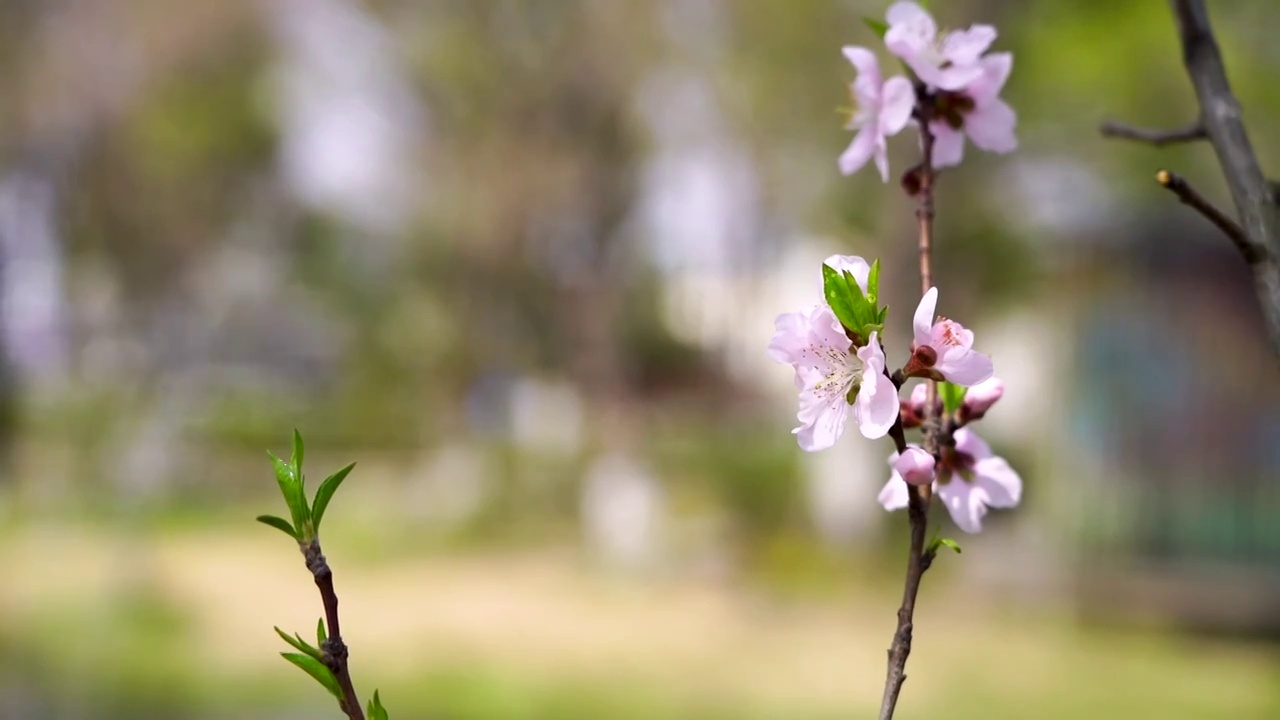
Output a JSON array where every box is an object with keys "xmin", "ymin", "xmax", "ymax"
[
  {"xmin": 908, "ymin": 383, "xmax": 929, "ymax": 414},
  {"xmin": 963, "ymin": 377, "xmax": 1004, "ymax": 419},
  {"xmin": 893, "ymin": 447, "xmax": 936, "ymax": 486}
]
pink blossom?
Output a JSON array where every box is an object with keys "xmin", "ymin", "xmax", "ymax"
[
  {"xmin": 769, "ymin": 306, "xmax": 898, "ymax": 449},
  {"xmin": 878, "ymin": 428, "xmax": 1022, "ymax": 533},
  {"xmin": 884, "ymin": 2, "xmax": 994, "ymax": 91},
  {"xmin": 839, "ymin": 46, "xmax": 915, "ymax": 182},
  {"xmin": 910, "ymin": 287, "xmax": 993, "ymax": 386},
  {"xmin": 893, "ymin": 447, "xmax": 935, "ymax": 486},
  {"xmin": 929, "ymin": 53, "xmax": 1017, "ymax": 168},
  {"xmin": 962, "ymin": 376, "xmax": 1004, "ymax": 419}
]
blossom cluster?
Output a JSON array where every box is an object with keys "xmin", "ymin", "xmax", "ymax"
[
  {"xmin": 841, "ymin": 1, "xmax": 1017, "ymax": 180},
  {"xmin": 769, "ymin": 2, "xmax": 1022, "ymax": 534},
  {"xmin": 770, "ymin": 256, "xmax": 1021, "ymax": 533}
]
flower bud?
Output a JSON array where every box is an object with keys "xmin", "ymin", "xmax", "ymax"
[
  {"xmin": 893, "ymin": 447, "xmax": 936, "ymax": 486},
  {"xmin": 961, "ymin": 377, "xmax": 1004, "ymax": 421},
  {"xmin": 908, "ymin": 383, "xmax": 929, "ymax": 414}
]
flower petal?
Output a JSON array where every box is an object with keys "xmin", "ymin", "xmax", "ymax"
[
  {"xmin": 839, "ymin": 127, "xmax": 877, "ymax": 176},
  {"xmin": 974, "ymin": 456, "xmax": 1022, "ymax": 508},
  {"xmin": 936, "ymin": 478, "xmax": 986, "ymax": 533},
  {"xmin": 841, "ymin": 45, "xmax": 882, "ymax": 88},
  {"xmin": 873, "ymin": 136, "xmax": 891, "ymax": 183},
  {"xmin": 930, "ymin": 122, "xmax": 966, "ymax": 168},
  {"xmin": 941, "ymin": 25, "xmax": 996, "ymax": 67},
  {"xmin": 879, "ymin": 76, "xmax": 916, "ymax": 136},
  {"xmin": 824, "ymin": 255, "xmax": 872, "ymax": 294},
  {"xmin": 965, "ymin": 98, "xmax": 1017, "ymax": 154},
  {"xmin": 794, "ymin": 389, "xmax": 850, "ymax": 452},
  {"xmin": 886, "ymin": 2, "xmax": 936, "ymax": 43},
  {"xmin": 878, "ymin": 477, "xmax": 910, "ymax": 511},
  {"xmin": 912, "ymin": 287, "xmax": 938, "ymax": 347},
  {"xmin": 967, "ymin": 52, "xmax": 1013, "ymax": 105},
  {"xmin": 768, "ymin": 311, "xmax": 809, "ymax": 366},
  {"xmin": 953, "ymin": 427, "xmax": 992, "ymax": 460},
  {"xmin": 935, "ymin": 345, "xmax": 994, "ymax": 386},
  {"xmin": 856, "ymin": 367, "xmax": 898, "ymax": 439}
]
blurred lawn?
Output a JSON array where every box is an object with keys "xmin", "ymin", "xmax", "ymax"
[{"xmin": 0, "ymin": 514, "xmax": 1276, "ymax": 719}]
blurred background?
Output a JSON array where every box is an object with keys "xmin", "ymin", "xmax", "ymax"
[{"xmin": 0, "ymin": 0, "xmax": 1277, "ymax": 717}]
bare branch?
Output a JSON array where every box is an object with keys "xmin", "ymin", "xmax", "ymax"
[
  {"xmin": 1099, "ymin": 119, "xmax": 1206, "ymax": 146},
  {"xmin": 304, "ymin": 541, "xmax": 365, "ymax": 720},
  {"xmin": 1156, "ymin": 170, "xmax": 1262, "ymax": 262},
  {"xmin": 1168, "ymin": 0, "xmax": 1280, "ymax": 354}
]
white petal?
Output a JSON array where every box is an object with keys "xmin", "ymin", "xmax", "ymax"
[
  {"xmin": 935, "ymin": 346, "xmax": 994, "ymax": 386},
  {"xmin": 930, "ymin": 123, "xmax": 966, "ymax": 168},
  {"xmin": 965, "ymin": 98, "xmax": 1017, "ymax": 154},
  {"xmin": 974, "ymin": 457, "xmax": 1022, "ymax": 508},
  {"xmin": 886, "ymin": 2, "xmax": 936, "ymax": 41},
  {"xmin": 952, "ymin": 427, "xmax": 991, "ymax": 460},
  {"xmin": 794, "ymin": 392, "xmax": 849, "ymax": 452},
  {"xmin": 968, "ymin": 53, "xmax": 1013, "ymax": 105},
  {"xmin": 856, "ymin": 370, "xmax": 899, "ymax": 439},
  {"xmin": 878, "ymin": 476, "xmax": 910, "ymax": 511},
  {"xmin": 841, "ymin": 45, "xmax": 882, "ymax": 88},
  {"xmin": 873, "ymin": 137, "xmax": 891, "ymax": 183},
  {"xmin": 824, "ymin": 255, "xmax": 872, "ymax": 293},
  {"xmin": 936, "ymin": 479, "xmax": 986, "ymax": 533},
  {"xmin": 912, "ymin": 287, "xmax": 938, "ymax": 347},
  {"xmin": 839, "ymin": 127, "xmax": 877, "ymax": 176},
  {"xmin": 879, "ymin": 76, "xmax": 916, "ymax": 136},
  {"xmin": 941, "ymin": 25, "xmax": 996, "ymax": 67}
]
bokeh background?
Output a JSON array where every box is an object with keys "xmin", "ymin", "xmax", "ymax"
[{"xmin": 0, "ymin": 0, "xmax": 1277, "ymax": 718}]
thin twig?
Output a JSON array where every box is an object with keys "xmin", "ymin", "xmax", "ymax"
[
  {"xmin": 304, "ymin": 541, "xmax": 365, "ymax": 720},
  {"xmin": 1170, "ymin": 0, "xmax": 1280, "ymax": 354},
  {"xmin": 1099, "ymin": 119, "xmax": 1206, "ymax": 146},
  {"xmin": 878, "ymin": 108, "xmax": 937, "ymax": 720},
  {"xmin": 1156, "ymin": 169, "xmax": 1261, "ymax": 262}
]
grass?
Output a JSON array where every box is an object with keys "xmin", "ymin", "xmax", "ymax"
[{"xmin": 0, "ymin": 519, "xmax": 1276, "ymax": 719}]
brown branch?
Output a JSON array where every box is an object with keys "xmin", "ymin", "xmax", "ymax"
[
  {"xmin": 304, "ymin": 541, "xmax": 365, "ymax": 720},
  {"xmin": 1170, "ymin": 0, "xmax": 1280, "ymax": 354},
  {"xmin": 878, "ymin": 109, "xmax": 937, "ymax": 720},
  {"xmin": 1099, "ymin": 119, "xmax": 1206, "ymax": 146},
  {"xmin": 1156, "ymin": 169, "xmax": 1261, "ymax": 262},
  {"xmin": 1099, "ymin": 1, "xmax": 1280, "ymax": 357}
]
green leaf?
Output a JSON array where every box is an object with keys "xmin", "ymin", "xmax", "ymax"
[
  {"xmin": 367, "ymin": 690, "xmax": 389, "ymax": 720},
  {"xmin": 274, "ymin": 626, "xmax": 323, "ymax": 661},
  {"xmin": 862, "ymin": 17, "xmax": 889, "ymax": 38},
  {"xmin": 317, "ymin": 617, "xmax": 328, "ymax": 647},
  {"xmin": 269, "ymin": 450, "xmax": 309, "ymax": 532},
  {"xmin": 822, "ymin": 264, "xmax": 862, "ymax": 333},
  {"xmin": 311, "ymin": 462, "xmax": 356, "ymax": 533},
  {"xmin": 866, "ymin": 259, "xmax": 881, "ymax": 306},
  {"xmin": 256, "ymin": 515, "xmax": 298, "ymax": 540},
  {"xmin": 291, "ymin": 428, "xmax": 305, "ymax": 478},
  {"xmin": 280, "ymin": 652, "xmax": 343, "ymax": 699},
  {"xmin": 937, "ymin": 537, "xmax": 962, "ymax": 554},
  {"xmin": 939, "ymin": 381, "xmax": 967, "ymax": 415}
]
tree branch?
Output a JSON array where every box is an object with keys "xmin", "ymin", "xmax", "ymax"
[
  {"xmin": 1168, "ymin": 0, "xmax": 1280, "ymax": 354},
  {"xmin": 878, "ymin": 108, "xmax": 937, "ymax": 720},
  {"xmin": 1155, "ymin": 169, "xmax": 1262, "ymax": 261},
  {"xmin": 1099, "ymin": 119, "xmax": 1206, "ymax": 146},
  {"xmin": 304, "ymin": 541, "xmax": 365, "ymax": 720}
]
